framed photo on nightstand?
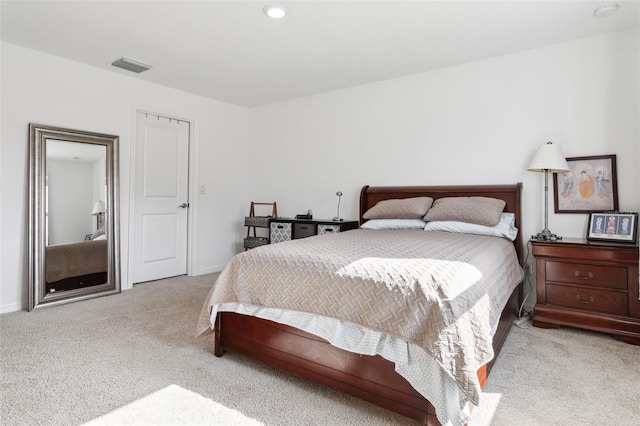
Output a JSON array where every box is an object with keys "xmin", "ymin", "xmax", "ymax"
[{"xmin": 587, "ymin": 212, "xmax": 638, "ymax": 244}]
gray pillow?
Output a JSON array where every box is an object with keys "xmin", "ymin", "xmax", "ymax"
[
  {"xmin": 363, "ymin": 197, "xmax": 434, "ymax": 219},
  {"xmin": 423, "ymin": 197, "xmax": 506, "ymax": 226}
]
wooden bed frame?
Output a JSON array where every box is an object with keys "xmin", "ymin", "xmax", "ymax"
[
  {"xmin": 213, "ymin": 184, "xmax": 523, "ymax": 425},
  {"xmin": 46, "ymin": 271, "xmax": 108, "ymax": 293}
]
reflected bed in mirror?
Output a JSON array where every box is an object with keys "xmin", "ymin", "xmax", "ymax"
[{"xmin": 29, "ymin": 124, "xmax": 120, "ymax": 310}]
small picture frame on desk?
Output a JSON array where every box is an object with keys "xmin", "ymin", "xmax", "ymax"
[{"xmin": 587, "ymin": 212, "xmax": 638, "ymax": 244}]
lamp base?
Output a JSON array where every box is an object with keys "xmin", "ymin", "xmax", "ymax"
[
  {"xmin": 332, "ymin": 217, "xmax": 344, "ymax": 222},
  {"xmin": 531, "ymin": 229, "xmax": 563, "ymax": 241}
]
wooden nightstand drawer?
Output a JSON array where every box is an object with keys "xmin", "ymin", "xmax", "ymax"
[
  {"xmin": 546, "ymin": 261, "xmax": 627, "ymax": 289},
  {"xmin": 546, "ymin": 284, "xmax": 628, "ymax": 316}
]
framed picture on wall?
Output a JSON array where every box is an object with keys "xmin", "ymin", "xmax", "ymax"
[
  {"xmin": 553, "ymin": 154, "xmax": 618, "ymax": 213},
  {"xmin": 587, "ymin": 212, "xmax": 638, "ymax": 244}
]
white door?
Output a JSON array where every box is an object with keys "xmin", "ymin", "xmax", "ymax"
[{"xmin": 131, "ymin": 112, "xmax": 190, "ymax": 283}]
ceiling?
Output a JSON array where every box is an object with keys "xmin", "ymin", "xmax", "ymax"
[
  {"xmin": 1, "ymin": 1, "xmax": 638, "ymax": 108},
  {"xmin": 48, "ymin": 139, "xmax": 106, "ymax": 163}
]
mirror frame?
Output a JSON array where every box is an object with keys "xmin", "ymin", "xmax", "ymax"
[{"xmin": 29, "ymin": 124, "xmax": 120, "ymax": 310}]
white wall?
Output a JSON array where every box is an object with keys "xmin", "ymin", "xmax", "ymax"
[
  {"xmin": 2, "ymin": 29, "xmax": 638, "ymax": 313},
  {"xmin": 247, "ymin": 29, "xmax": 640, "ymax": 253},
  {"xmin": 0, "ymin": 42, "xmax": 250, "ymax": 313}
]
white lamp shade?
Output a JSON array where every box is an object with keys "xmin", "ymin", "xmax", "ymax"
[
  {"xmin": 527, "ymin": 142, "xmax": 570, "ymax": 173},
  {"xmin": 92, "ymin": 201, "xmax": 105, "ymax": 215}
]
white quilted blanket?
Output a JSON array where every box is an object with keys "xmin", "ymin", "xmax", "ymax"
[{"xmin": 197, "ymin": 229, "xmax": 523, "ymax": 416}]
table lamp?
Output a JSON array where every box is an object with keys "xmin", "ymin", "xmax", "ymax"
[
  {"xmin": 333, "ymin": 191, "xmax": 343, "ymax": 222},
  {"xmin": 527, "ymin": 142, "xmax": 569, "ymax": 240},
  {"xmin": 92, "ymin": 200, "xmax": 105, "ymax": 229}
]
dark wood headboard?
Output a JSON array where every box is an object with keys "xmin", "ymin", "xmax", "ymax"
[{"xmin": 359, "ymin": 183, "xmax": 523, "ymax": 263}]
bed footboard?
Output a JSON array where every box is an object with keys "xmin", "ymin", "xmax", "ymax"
[
  {"xmin": 214, "ymin": 311, "xmax": 437, "ymax": 424},
  {"xmin": 213, "ymin": 286, "xmax": 518, "ymax": 425}
]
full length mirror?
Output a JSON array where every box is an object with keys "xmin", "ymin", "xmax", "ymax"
[{"xmin": 29, "ymin": 124, "xmax": 120, "ymax": 310}]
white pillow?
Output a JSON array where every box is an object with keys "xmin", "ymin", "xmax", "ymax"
[
  {"xmin": 92, "ymin": 234, "xmax": 107, "ymax": 241},
  {"xmin": 500, "ymin": 212, "xmax": 516, "ymax": 227},
  {"xmin": 424, "ymin": 213, "xmax": 518, "ymax": 241},
  {"xmin": 361, "ymin": 219, "xmax": 427, "ymax": 230}
]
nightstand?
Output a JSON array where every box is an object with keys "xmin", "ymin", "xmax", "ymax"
[
  {"xmin": 269, "ymin": 218, "xmax": 359, "ymax": 244},
  {"xmin": 532, "ymin": 238, "xmax": 639, "ymax": 345}
]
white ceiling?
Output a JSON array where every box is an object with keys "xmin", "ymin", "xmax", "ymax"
[
  {"xmin": 47, "ymin": 140, "xmax": 106, "ymax": 163},
  {"xmin": 1, "ymin": 1, "xmax": 638, "ymax": 108}
]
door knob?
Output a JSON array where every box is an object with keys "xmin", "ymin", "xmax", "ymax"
[{"xmin": 178, "ymin": 203, "xmax": 189, "ymax": 208}]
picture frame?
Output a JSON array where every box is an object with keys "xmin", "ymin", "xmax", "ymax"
[
  {"xmin": 553, "ymin": 154, "xmax": 618, "ymax": 213},
  {"xmin": 587, "ymin": 212, "xmax": 638, "ymax": 244}
]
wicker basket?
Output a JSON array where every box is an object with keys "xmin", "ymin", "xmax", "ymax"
[
  {"xmin": 243, "ymin": 236, "xmax": 269, "ymax": 249},
  {"xmin": 244, "ymin": 216, "xmax": 271, "ymax": 227}
]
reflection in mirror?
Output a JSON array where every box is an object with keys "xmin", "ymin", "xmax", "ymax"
[
  {"xmin": 29, "ymin": 124, "xmax": 120, "ymax": 310},
  {"xmin": 46, "ymin": 140, "xmax": 106, "ymax": 245}
]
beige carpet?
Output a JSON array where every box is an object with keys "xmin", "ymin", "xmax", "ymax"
[{"xmin": 1, "ymin": 274, "xmax": 638, "ymax": 426}]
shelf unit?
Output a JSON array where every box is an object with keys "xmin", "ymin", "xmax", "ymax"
[{"xmin": 244, "ymin": 202, "xmax": 277, "ymax": 250}]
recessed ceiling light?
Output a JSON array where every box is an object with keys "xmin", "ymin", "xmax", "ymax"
[
  {"xmin": 263, "ymin": 4, "xmax": 287, "ymax": 19},
  {"xmin": 594, "ymin": 4, "xmax": 620, "ymax": 18}
]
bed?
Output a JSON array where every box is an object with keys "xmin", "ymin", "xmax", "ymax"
[
  {"xmin": 45, "ymin": 239, "xmax": 108, "ymax": 293},
  {"xmin": 197, "ymin": 184, "xmax": 524, "ymax": 426}
]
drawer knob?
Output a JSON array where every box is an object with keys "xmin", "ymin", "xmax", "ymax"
[
  {"xmin": 574, "ymin": 271, "xmax": 594, "ymax": 280},
  {"xmin": 576, "ymin": 294, "xmax": 595, "ymax": 304}
]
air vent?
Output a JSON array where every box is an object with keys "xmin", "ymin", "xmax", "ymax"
[{"xmin": 111, "ymin": 57, "xmax": 152, "ymax": 73}]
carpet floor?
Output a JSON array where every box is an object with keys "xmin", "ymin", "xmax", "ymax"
[{"xmin": 1, "ymin": 273, "xmax": 638, "ymax": 425}]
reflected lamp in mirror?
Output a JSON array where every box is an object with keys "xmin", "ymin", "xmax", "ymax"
[
  {"xmin": 92, "ymin": 201, "xmax": 105, "ymax": 228},
  {"xmin": 527, "ymin": 141, "xmax": 570, "ymax": 241}
]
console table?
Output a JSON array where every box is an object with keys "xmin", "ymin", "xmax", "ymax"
[{"xmin": 269, "ymin": 218, "xmax": 358, "ymax": 244}]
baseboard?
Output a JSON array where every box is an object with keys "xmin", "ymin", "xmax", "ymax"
[
  {"xmin": 195, "ymin": 265, "xmax": 225, "ymax": 276},
  {"xmin": 0, "ymin": 301, "xmax": 25, "ymax": 314}
]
